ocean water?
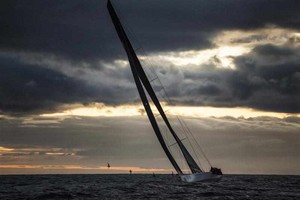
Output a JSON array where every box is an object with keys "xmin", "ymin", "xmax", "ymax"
[{"xmin": 0, "ymin": 174, "xmax": 299, "ymax": 199}]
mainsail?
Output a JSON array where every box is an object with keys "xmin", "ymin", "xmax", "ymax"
[{"xmin": 107, "ymin": 0, "xmax": 202, "ymax": 174}]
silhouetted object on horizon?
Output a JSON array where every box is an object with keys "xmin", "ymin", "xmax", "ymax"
[
  {"xmin": 210, "ymin": 167, "xmax": 223, "ymax": 175},
  {"xmin": 107, "ymin": 163, "xmax": 110, "ymax": 168},
  {"xmin": 129, "ymin": 169, "xmax": 132, "ymax": 175}
]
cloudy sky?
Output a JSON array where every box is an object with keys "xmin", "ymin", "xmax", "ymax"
[{"xmin": 0, "ymin": 0, "xmax": 299, "ymax": 175}]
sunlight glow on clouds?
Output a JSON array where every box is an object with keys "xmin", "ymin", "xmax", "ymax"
[
  {"xmin": 40, "ymin": 103, "xmax": 142, "ymax": 117},
  {"xmin": 0, "ymin": 146, "xmax": 14, "ymax": 152},
  {"xmin": 140, "ymin": 46, "xmax": 247, "ymax": 69},
  {"xmin": 0, "ymin": 164, "xmax": 170, "ymax": 174},
  {"xmin": 37, "ymin": 103, "xmax": 298, "ymax": 121},
  {"xmin": 0, "ymin": 146, "xmax": 78, "ymax": 157},
  {"xmin": 138, "ymin": 26, "xmax": 299, "ymax": 69}
]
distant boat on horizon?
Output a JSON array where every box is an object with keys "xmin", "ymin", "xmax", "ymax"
[{"xmin": 107, "ymin": 0, "xmax": 222, "ymax": 183}]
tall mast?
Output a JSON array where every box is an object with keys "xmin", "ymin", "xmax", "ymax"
[
  {"xmin": 107, "ymin": 0, "xmax": 182, "ymax": 174},
  {"xmin": 107, "ymin": 0, "xmax": 202, "ymax": 174}
]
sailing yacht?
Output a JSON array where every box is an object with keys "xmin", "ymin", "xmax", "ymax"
[{"xmin": 107, "ymin": 0, "xmax": 222, "ymax": 182}]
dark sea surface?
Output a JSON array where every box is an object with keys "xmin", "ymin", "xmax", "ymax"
[{"xmin": 0, "ymin": 174, "xmax": 299, "ymax": 199}]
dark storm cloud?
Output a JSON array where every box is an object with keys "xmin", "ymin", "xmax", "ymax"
[
  {"xmin": 171, "ymin": 44, "xmax": 300, "ymax": 113},
  {"xmin": 0, "ymin": 55, "xmax": 97, "ymax": 115},
  {"xmin": 0, "ymin": 0, "xmax": 118, "ymax": 61},
  {"xmin": 253, "ymin": 44, "xmax": 297, "ymax": 57},
  {"xmin": 230, "ymin": 45, "xmax": 300, "ymax": 113},
  {"xmin": 117, "ymin": 0, "xmax": 300, "ymax": 52},
  {"xmin": 0, "ymin": 54, "xmax": 142, "ymax": 115},
  {"xmin": 1, "ymin": 0, "xmax": 300, "ymax": 61},
  {"xmin": 0, "ymin": 0, "xmax": 300, "ymax": 115}
]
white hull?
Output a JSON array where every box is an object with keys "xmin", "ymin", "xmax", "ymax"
[{"xmin": 180, "ymin": 172, "xmax": 222, "ymax": 183}]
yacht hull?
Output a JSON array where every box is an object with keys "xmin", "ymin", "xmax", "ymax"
[{"xmin": 180, "ymin": 172, "xmax": 222, "ymax": 183}]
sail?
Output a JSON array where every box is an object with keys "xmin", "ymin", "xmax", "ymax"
[
  {"xmin": 107, "ymin": 0, "xmax": 182, "ymax": 174},
  {"xmin": 122, "ymin": 44, "xmax": 202, "ymax": 173},
  {"xmin": 107, "ymin": 0, "xmax": 202, "ymax": 173}
]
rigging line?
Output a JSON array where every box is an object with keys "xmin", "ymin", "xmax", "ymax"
[
  {"xmin": 176, "ymin": 116, "xmax": 204, "ymax": 171},
  {"xmin": 181, "ymin": 118, "xmax": 212, "ymax": 167},
  {"xmin": 140, "ymin": 51, "xmax": 207, "ymax": 170},
  {"xmin": 113, "ymin": 6, "xmax": 156, "ymax": 81},
  {"xmin": 176, "ymin": 136, "xmax": 187, "ymax": 173},
  {"xmin": 146, "ymin": 57, "xmax": 210, "ymax": 169},
  {"xmin": 108, "ymin": 2, "xmax": 204, "ymax": 172},
  {"xmin": 110, "ymin": 3, "xmax": 170, "ymax": 105},
  {"xmin": 142, "ymin": 65, "xmax": 180, "ymax": 138},
  {"xmin": 167, "ymin": 110, "xmax": 204, "ymax": 171},
  {"xmin": 171, "ymin": 112, "xmax": 203, "ymax": 168},
  {"xmin": 168, "ymin": 137, "xmax": 187, "ymax": 147},
  {"xmin": 114, "ymin": 1, "xmax": 155, "ymax": 80},
  {"xmin": 131, "ymin": 42, "xmax": 168, "ymax": 94},
  {"xmin": 107, "ymin": 0, "xmax": 185, "ymax": 174},
  {"xmin": 118, "ymin": 14, "xmax": 171, "ymax": 106},
  {"xmin": 135, "ymin": 46, "xmax": 158, "ymax": 75},
  {"xmin": 163, "ymin": 125, "xmax": 184, "ymax": 171},
  {"xmin": 141, "ymin": 56, "xmax": 205, "ymax": 169},
  {"xmin": 150, "ymin": 83, "xmax": 169, "ymax": 104},
  {"xmin": 162, "ymin": 116, "xmax": 186, "ymax": 173},
  {"xmin": 141, "ymin": 53, "xmax": 173, "ymax": 105},
  {"xmin": 134, "ymin": 57, "xmax": 202, "ymax": 173},
  {"xmin": 156, "ymin": 78, "xmax": 172, "ymax": 103},
  {"xmin": 113, "ymin": 0, "xmax": 153, "ymax": 79},
  {"xmin": 149, "ymin": 76, "xmax": 158, "ymax": 82},
  {"xmin": 119, "ymin": 23, "xmax": 192, "ymax": 173}
]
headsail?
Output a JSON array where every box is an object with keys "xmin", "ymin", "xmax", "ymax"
[
  {"xmin": 107, "ymin": 0, "xmax": 182, "ymax": 174},
  {"xmin": 107, "ymin": 0, "xmax": 202, "ymax": 174}
]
